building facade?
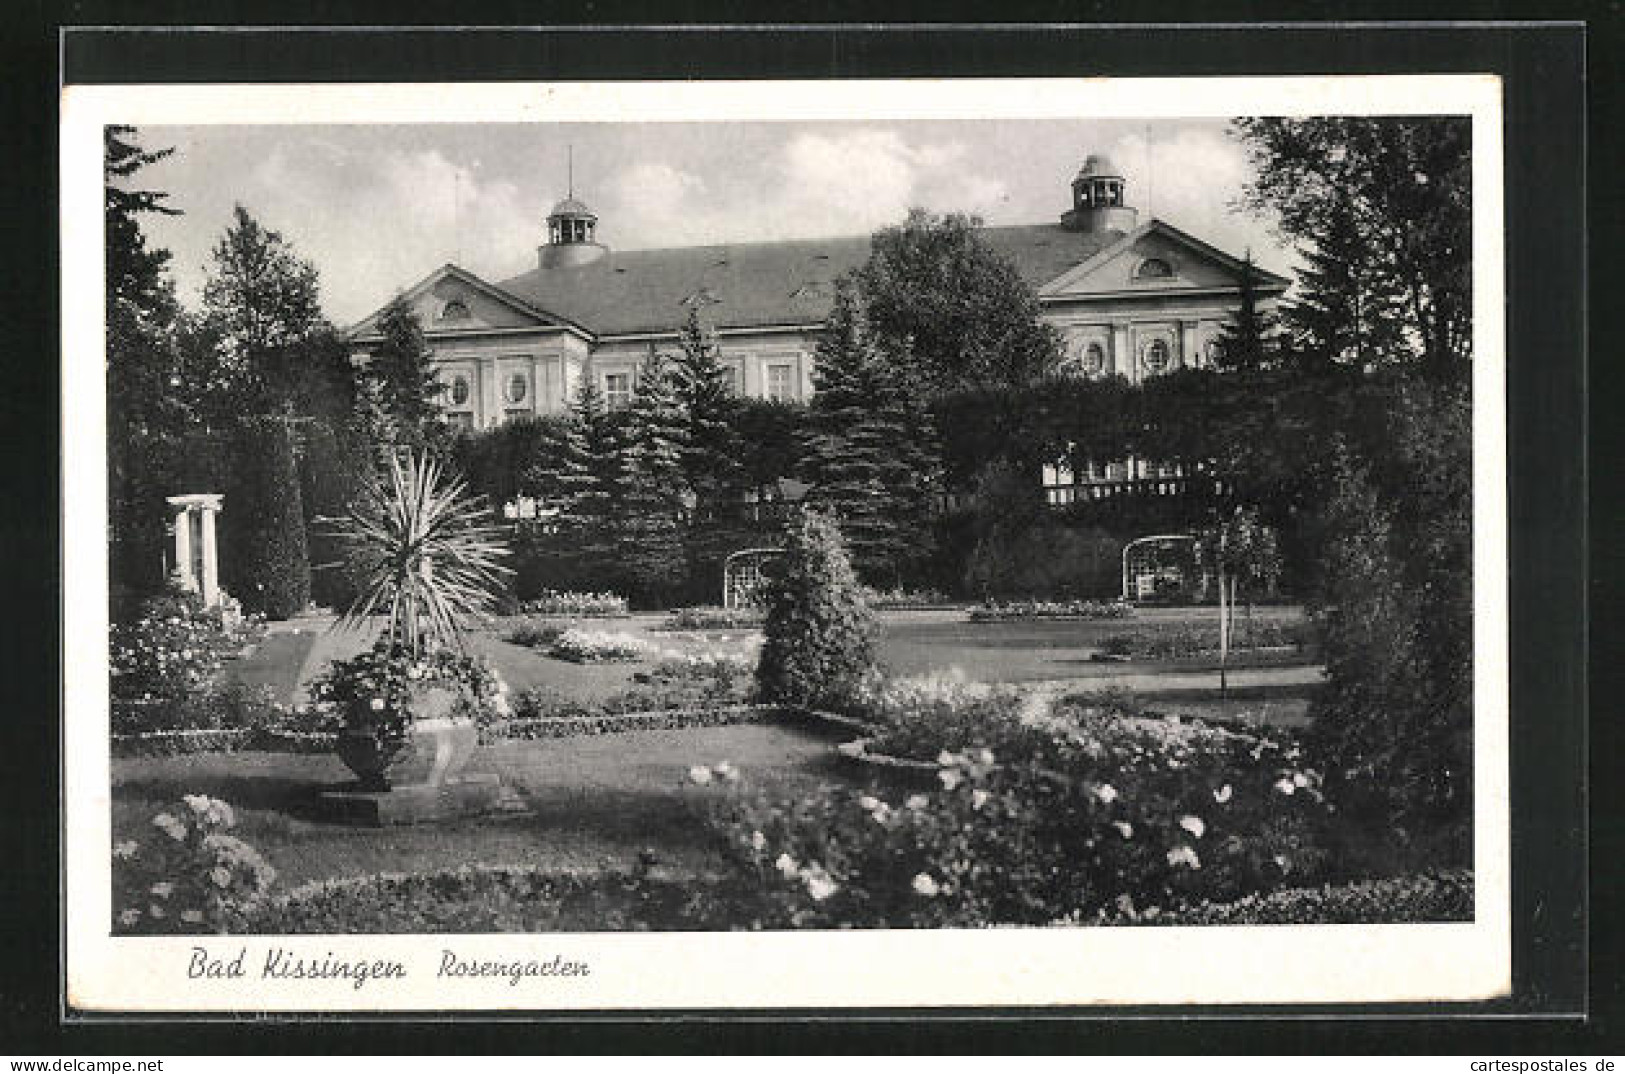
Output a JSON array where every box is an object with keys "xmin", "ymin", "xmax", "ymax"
[{"xmin": 347, "ymin": 154, "xmax": 1288, "ymax": 433}]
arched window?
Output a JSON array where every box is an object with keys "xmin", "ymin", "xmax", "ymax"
[
  {"xmin": 1205, "ymin": 339, "xmax": 1227, "ymax": 366},
  {"xmin": 449, "ymin": 376, "xmax": 471, "ymax": 406},
  {"xmin": 1082, "ymin": 342, "xmax": 1106, "ymax": 374},
  {"xmin": 1136, "ymin": 258, "xmax": 1174, "ymax": 280},
  {"xmin": 505, "ymin": 374, "xmax": 528, "ymax": 404},
  {"xmin": 441, "ymin": 299, "xmax": 470, "ymax": 320},
  {"xmin": 1143, "ymin": 339, "xmax": 1172, "ymax": 374}
]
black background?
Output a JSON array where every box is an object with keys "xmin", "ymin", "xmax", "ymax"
[{"xmin": 6, "ymin": 7, "xmax": 1601, "ymax": 1054}]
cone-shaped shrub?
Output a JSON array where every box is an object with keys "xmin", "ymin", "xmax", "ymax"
[
  {"xmin": 228, "ymin": 416, "xmax": 310, "ymax": 619},
  {"xmin": 754, "ymin": 508, "xmax": 878, "ymax": 710}
]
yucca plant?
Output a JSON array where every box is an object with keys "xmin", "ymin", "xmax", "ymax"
[{"xmin": 334, "ymin": 451, "xmax": 512, "ymax": 657}]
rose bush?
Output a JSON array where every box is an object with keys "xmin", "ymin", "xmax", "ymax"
[
  {"xmin": 112, "ymin": 795, "xmax": 277, "ymax": 934},
  {"xmin": 304, "ymin": 641, "xmax": 509, "ymax": 743}
]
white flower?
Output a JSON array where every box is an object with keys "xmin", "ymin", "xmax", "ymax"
[
  {"xmin": 975, "ymin": 748, "xmax": 995, "ymax": 767},
  {"xmin": 112, "ymin": 840, "xmax": 138, "ymax": 860},
  {"xmin": 936, "ymin": 750, "xmax": 957, "ymax": 767},
  {"xmin": 911, "ymin": 873, "xmax": 940, "ymax": 897},
  {"xmin": 802, "ymin": 867, "xmax": 839, "ymax": 902},
  {"xmin": 180, "ymin": 909, "xmax": 204, "ymax": 924},
  {"xmin": 1273, "ymin": 854, "xmax": 1291, "ymax": 872},
  {"xmin": 687, "ymin": 765, "xmax": 713, "ymax": 786},
  {"xmin": 775, "ymin": 853, "xmax": 798, "ymax": 878},
  {"xmin": 152, "ymin": 813, "xmax": 186, "ymax": 841},
  {"xmin": 117, "ymin": 908, "xmax": 141, "ymax": 926},
  {"xmin": 1178, "ymin": 815, "xmax": 1206, "ymax": 839},
  {"xmin": 971, "ymin": 790, "xmax": 990, "ymax": 810},
  {"xmin": 939, "ymin": 768, "xmax": 963, "ymax": 791},
  {"xmin": 149, "ymin": 882, "xmax": 175, "ymax": 898},
  {"xmin": 857, "ymin": 795, "xmax": 881, "ymax": 812},
  {"xmin": 1273, "ymin": 778, "xmax": 1296, "ymax": 795},
  {"xmin": 1166, "ymin": 846, "xmax": 1202, "ymax": 870},
  {"xmin": 749, "ymin": 831, "xmax": 767, "ymax": 851},
  {"xmin": 369, "ymin": 697, "xmax": 386, "ymax": 712},
  {"xmin": 1112, "ymin": 821, "xmax": 1134, "ymax": 839},
  {"xmin": 210, "ymin": 867, "xmax": 232, "ymax": 888},
  {"xmin": 1094, "ymin": 783, "xmax": 1118, "ymax": 804},
  {"xmin": 713, "ymin": 762, "xmax": 739, "ymax": 783},
  {"xmin": 1213, "ymin": 784, "xmax": 1233, "ymax": 803},
  {"xmin": 905, "ymin": 794, "xmax": 928, "ymax": 811},
  {"xmin": 1292, "ymin": 772, "xmax": 1310, "ymax": 788},
  {"xmin": 148, "ymin": 904, "xmax": 166, "ymax": 920}
]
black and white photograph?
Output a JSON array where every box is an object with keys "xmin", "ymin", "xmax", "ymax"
[{"xmin": 62, "ymin": 75, "xmax": 1510, "ymax": 1011}]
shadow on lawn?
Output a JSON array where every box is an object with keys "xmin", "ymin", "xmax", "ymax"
[{"xmin": 116, "ymin": 773, "xmax": 359, "ymax": 825}]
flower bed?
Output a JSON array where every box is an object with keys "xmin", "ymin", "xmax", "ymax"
[
  {"xmin": 504, "ymin": 618, "xmax": 569, "ymax": 649},
  {"xmin": 487, "ymin": 705, "xmax": 776, "ymax": 742},
  {"xmin": 1082, "ymin": 869, "xmax": 1473, "ymax": 926},
  {"xmin": 517, "ymin": 591, "xmax": 629, "ymax": 618},
  {"xmin": 547, "ymin": 628, "xmax": 658, "ymax": 664},
  {"xmin": 1096, "ymin": 619, "xmax": 1313, "ymax": 659},
  {"xmin": 859, "ymin": 586, "xmax": 955, "ymax": 610},
  {"xmin": 111, "ymin": 727, "xmax": 337, "ymax": 758},
  {"xmin": 110, "ymin": 586, "xmax": 271, "ymax": 734},
  {"xmin": 968, "ymin": 598, "xmax": 1131, "ymax": 622},
  {"xmin": 660, "ymin": 606, "xmax": 766, "ymax": 631}
]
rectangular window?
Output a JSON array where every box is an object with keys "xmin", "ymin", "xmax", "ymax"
[
  {"xmin": 604, "ymin": 372, "xmax": 632, "ymax": 410},
  {"xmin": 766, "ymin": 363, "xmax": 795, "ymax": 402},
  {"xmin": 723, "ymin": 364, "xmax": 742, "ymax": 396}
]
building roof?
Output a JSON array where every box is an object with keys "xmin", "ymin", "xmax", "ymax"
[
  {"xmin": 1076, "ymin": 154, "xmax": 1122, "ymax": 180},
  {"xmin": 548, "ymin": 197, "xmax": 596, "ymax": 218},
  {"xmin": 495, "ymin": 223, "xmax": 1131, "ymax": 337}
]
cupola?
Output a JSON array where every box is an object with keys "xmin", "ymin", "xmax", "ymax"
[
  {"xmin": 538, "ymin": 156, "xmax": 609, "ymax": 268},
  {"xmin": 1060, "ymin": 153, "xmax": 1139, "ymax": 234}
]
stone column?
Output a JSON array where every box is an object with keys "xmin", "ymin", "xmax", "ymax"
[
  {"xmin": 1181, "ymin": 321, "xmax": 1199, "ymax": 369},
  {"xmin": 1111, "ymin": 323, "xmax": 1132, "ymax": 381},
  {"xmin": 166, "ymin": 493, "xmax": 224, "ymax": 606},
  {"xmin": 170, "ymin": 501, "xmax": 193, "ymax": 593}
]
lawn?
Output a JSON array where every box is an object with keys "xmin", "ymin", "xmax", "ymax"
[{"xmin": 112, "ymin": 719, "xmax": 850, "ymax": 890}]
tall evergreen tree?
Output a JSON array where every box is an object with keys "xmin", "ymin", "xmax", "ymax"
[
  {"xmin": 667, "ymin": 308, "xmax": 744, "ymax": 515},
  {"xmin": 197, "ymin": 205, "xmax": 330, "ymax": 420},
  {"xmin": 800, "ymin": 280, "xmax": 940, "ymax": 585},
  {"xmin": 1214, "ymin": 252, "xmax": 1280, "ymax": 373},
  {"xmin": 1280, "ymin": 198, "xmax": 1407, "ymax": 369},
  {"xmin": 355, "ymin": 294, "xmax": 447, "ymax": 452},
  {"xmin": 611, "ymin": 350, "xmax": 692, "ymax": 604},
  {"xmin": 226, "ymin": 417, "xmax": 312, "ymax": 618},
  {"xmin": 105, "ymin": 126, "xmax": 190, "ymax": 593}
]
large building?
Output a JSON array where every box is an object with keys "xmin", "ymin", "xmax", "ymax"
[{"xmin": 347, "ymin": 154, "xmax": 1288, "ymax": 433}]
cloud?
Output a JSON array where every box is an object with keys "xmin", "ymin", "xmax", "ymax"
[{"xmin": 598, "ymin": 128, "xmax": 1010, "ymax": 250}]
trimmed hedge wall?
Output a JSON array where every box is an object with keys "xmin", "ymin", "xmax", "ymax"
[
  {"xmin": 227, "ymin": 418, "xmax": 311, "ymax": 619},
  {"xmin": 1095, "ymin": 870, "xmax": 1473, "ymax": 926}
]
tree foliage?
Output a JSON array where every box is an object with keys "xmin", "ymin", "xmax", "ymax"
[
  {"xmin": 854, "ymin": 209, "xmax": 1061, "ymax": 393},
  {"xmin": 355, "ymin": 294, "xmax": 447, "ymax": 452},
  {"xmin": 667, "ymin": 308, "xmax": 744, "ymax": 513},
  {"xmin": 611, "ymin": 350, "xmax": 693, "ymax": 605},
  {"xmin": 1234, "ymin": 116, "xmax": 1472, "ymax": 378},
  {"xmin": 225, "ymin": 418, "xmax": 311, "ymax": 619},
  {"xmin": 800, "ymin": 280, "xmax": 941, "ymax": 585},
  {"xmin": 755, "ymin": 509, "xmax": 879, "ymax": 710}
]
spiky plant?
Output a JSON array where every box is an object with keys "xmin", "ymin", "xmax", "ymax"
[{"xmin": 334, "ymin": 451, "xmax": 511, "ymax": 657}]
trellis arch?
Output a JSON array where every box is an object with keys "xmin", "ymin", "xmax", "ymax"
[
  {"xmin": 722, "ymin": 547, "xmax": 785, "ymax": 609},
  {"xmin": 1121, "ymin": 534, "xmax": 1201, "ymax": 603}
]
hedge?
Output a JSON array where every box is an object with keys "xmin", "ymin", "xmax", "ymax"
[
  {"xmin": 227, "ymin": 418, "xmax": 311, "ymax": 619},
  {"xmin": 1092, "ymin": 869, "xmax": 1473, "ymax": 926}
]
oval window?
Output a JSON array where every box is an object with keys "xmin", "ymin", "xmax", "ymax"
[
  {"xmin": 441, "ymin": 299, "xmax": 470, "ymax": 320},
  {"xmin": 1144, "ymin": 339, "xmax": 1171, "ymax": 373},
  {"xmin": 1082, "ymin": 342, "xmax": 1106, "ymax": 374},
  {"xmin": 1137, "ymin": 258, "xmax": 1173, "ymax": 279},
  {"xmin": 506, "ymin": 374, "xmax": 528, "ymax": 404},
  {"xmin": 450, "ymin": 376, "xmax": 470, "ymax": 406}
]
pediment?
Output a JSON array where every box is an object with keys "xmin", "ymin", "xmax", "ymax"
[
  {"xmin": 348, "ymin": 265, "xmax": 579, "ymax": 340},
  {"xmin": 1036, "ymin": 221, "xmax": 1289, "ymax": 300}
]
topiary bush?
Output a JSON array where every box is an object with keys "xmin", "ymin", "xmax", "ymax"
[
  {"xmin": 226, "ymin": 417, "xmax": 311, "ymax": 619},
  {"xmin": 754, "ymin": 509, "xmax": 879, "ymax": 711}
]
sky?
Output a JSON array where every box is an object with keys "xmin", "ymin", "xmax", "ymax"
[{"xmin": 127, "ymin": 118, "xmax": 1295, "ymax": 327}]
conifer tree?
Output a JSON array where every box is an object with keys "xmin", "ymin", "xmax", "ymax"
[
  {"xmin": 611, "ymin": 350, "xmax": 693, "ymax": 604},
  {"xmin": 1281, "ymin": 199, "xmax": 1407, "ymax": 369},
  {"xmin": 799, "ymin": 279, "xmax": 940, "ymax": 585},
  {"xmin": 1214, "ymin": 252, "xmax": 1280, "ymax": 373},
  {"xmin": 356, "ymin": 294, "xmax": 447, "ymax": 452},
  {"xmin": 555, "ymin": 380, "xmax": 624, "ymax": 585},
  {"xmin": 667, "ymin": 308, "xmax": 744, "ymax": 515}
]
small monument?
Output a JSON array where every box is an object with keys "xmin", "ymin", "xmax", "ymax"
[{"xmin": 166, "ymin": 494, "xmax": 223, "ymax": 607}]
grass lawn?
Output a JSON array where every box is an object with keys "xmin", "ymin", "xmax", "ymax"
[{"xmin": 113, "ymin": 720, "xmax": 851, "ymax": 890}]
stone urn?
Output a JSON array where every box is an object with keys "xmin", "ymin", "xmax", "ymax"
[{"xmin": 336, "ymin": 683, "xmax": 479, "ymax": 792}]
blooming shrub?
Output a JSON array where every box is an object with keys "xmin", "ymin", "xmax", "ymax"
[
  {"xmin": 505, "ymin": 655, "xmax": 756, "ymax": 726},
  {"xmin": 112, "ymin": 678, "xmax": 282, "ymax": 736},
  {"xmin": 703, "ymin": 707, "xmax": 1334, "ymax": 927},
  {"xmin": 112, "ymin": 795, "xmax": 277, "ymax": 934},
  {"xmin": 968, "ymin": 598, "xmax": 1130, "ymax": 622},
  {"xmin": 304, "ymin": 640, "xmax": 508, "ymax": 744},
  {"xmin": 110, "ymin": 586, "xmax": 264, "ymax": 706},
  {"xmin": 518, "ymin": 590, "xmax": 629, "ymax": 617},
  {"xmin": 850, "ymin": 670, "xmax": 1051, "ymax": 764},
  {"xmin": 548, "ymin": 628, "xmax": 657, "ymax": 664},
  {"xmin": 1083, "ymin": 869, "xmax": 1473, "ymax": 926},
  {"xmin": 663, "ymin": 606, "xmax": 766, "ymax": 631},
  {"xmin": 504, "ymin": 618, "xmax": 569, "ymax": 649}
]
